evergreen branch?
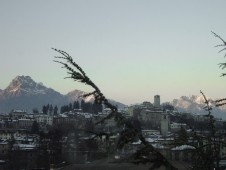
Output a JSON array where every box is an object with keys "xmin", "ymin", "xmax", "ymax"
[
  {"xmin": 85, "ymin": 130, "xmax": 115, "ymax": 140},
  {"xmin": 82, "ymin": 91, "xmax": 97, "ymax": 98},
  {"xmin": 53, "ymin": 48, "xmax": 87, "ymax": 77},
  {"xmin": 94, "ymin": 111, "xmax": 115, "ymax": 125},
  {"xmin": 218, "ymin": 47, "xmax": 226, "ymax": 54},
  {"xmin": 53, "ymin": 48, "xmax": 177, "ymax": 170},
  {"xmin": 215, "ymin": 98, "xmax": 226, "ymax": 103},
  {"xmin": 212, "ymin": 31, "xmax": 226, "ymax": 46},
  {"xmin": 216, "ymin": 103, "xmax": 226, "ymax": 107},
  {"xmin": 215, "ymin": 44, "xmax": 226, "ymax": 47},
  {"xmin": 117, "ymin": 129, "xmax": 138, "ymax": 149},
  {"xmin": 218, "ymin": 63, "xmax": 226, "ymax": 69},
  {"xmin": 215, "ymin": 98, "xmax": 226, "ymax": 107},
  {"xmin": 220, "ymin": 73, "xmax": 226, "ymax": 77},
  {"xmin": 131, "ymin": 145, "xmax": 177, "ymax": 170},
  {"xmin": 53, "ymin": 49, "xmax": 101, "ymax": 92},
  {"xmin": 212, "ymin": 32, "xmax": 226, "ymax": 57}
]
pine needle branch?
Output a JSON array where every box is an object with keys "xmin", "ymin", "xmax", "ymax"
[
  {"xmin": 216, "ymin": 101, "xmax": 226, "ymax": 107},
  {"xmin": 212, "ymin": 31, "xmax": 226, "ymax": 57},
  {"xmin": 218, "ymin": 63, "xmax": 226, "ymax": 69}
]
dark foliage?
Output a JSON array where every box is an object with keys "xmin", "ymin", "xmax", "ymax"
[
  {"xmin": 191, "ymin": 91, "xmax": 222, "ymax": 170},
  {"xmin": 32, "ymin": 108, "xmax": 39, "ymax": 114},
  {"xmin": 73, "ymin": 100, "xmax": 80, "ymax": 110},
  {"xmin": 31, "ymin": 120, "xmax": 40, "ymax": 134},
  {"xmin": 162, "ymin": 103, "xmax": 175, "ymax": 111},
  {"xmin": 53, "ymin": 105, "xmax": 58, "ymax": 115},
  {"xmin": 176, "ymin": 127, "xmax": 188, "ymax": 144}
]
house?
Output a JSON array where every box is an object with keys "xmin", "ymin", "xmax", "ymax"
[
  {"xmin": 11, "ymin": 144, "xmax": 39, "ymax": 170},
  {"xmin": 171, "ymin": 145, "xmax": 195, "ymax": 161},
  {"xmin": 139, "ymin": 109, "xmax": 164, "ymax": 129},
  {"xmin": 10, "ymin": 110, "xmax": 27, "ymax": 119},
  {"xmin": 0, "ymin": 129, "xmax": 29, "ymax": 140},
  {"xmin": 170, "ymin": 122, "xmax": 187, "ymax": 132},
  {"xmin": 34, "ymin": 114, "xmax": 53, "ymax": 126},
  {"xmin": 18, "ymin": 118, "xmax": 34, "ymax": 129},
  {"xmin": 0, "ymin": 140, "xmax": 9, "ymax": 160}
]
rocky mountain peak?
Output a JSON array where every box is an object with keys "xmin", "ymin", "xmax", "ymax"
[
  {"xmin": 6, "ymin": 75, "xmax": 34, "ymax": 92},
  {"xmin": 4, "ymin": 75, "xmax": 56, "ymax": 97}
]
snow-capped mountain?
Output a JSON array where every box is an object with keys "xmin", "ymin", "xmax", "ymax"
[
  {"xmin": 3, "ymin": 76, "xmax": 60, "ymax": 97},
  {"xmin": 170, "ymin": 95, "xmax": 226, "ymax": 120},
  {"xmin": 0, "ymin": 76, "xmax": 66, "ymax": 112},
  {"xmin": 67, "ymin": 90, "xmax": 94, "ymax": 103},
  {"xmin": 0, "ymin": 76, "xmax": 126, "ymax": 112},
  {"xmin": 66, "ymin": 90, "xmax": 125, "ymax": 109}
]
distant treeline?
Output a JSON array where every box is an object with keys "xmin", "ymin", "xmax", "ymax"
[{"xmin": 35, "ymin": 100, "xmax": 103, "ymax": 115}]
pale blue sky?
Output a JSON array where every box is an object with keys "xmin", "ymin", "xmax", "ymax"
[{"xmin": 0, "ymin": 0, "xmax": 226, "ymax": 105}]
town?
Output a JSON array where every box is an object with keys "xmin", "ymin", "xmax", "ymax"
[{"xmin": 0, "ymin": 95, "xmax": 225, "ymax": 170}]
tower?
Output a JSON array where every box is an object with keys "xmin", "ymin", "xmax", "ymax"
[
  {"xmin": 154, "ymin": 95, "xmax": 160, "ymax": 107},
  {"xmin": 160, "ymin": 113, "xmax": 169, "ymax": 137}
]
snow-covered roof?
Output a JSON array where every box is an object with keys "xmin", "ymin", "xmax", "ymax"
[
  {"xmin": 0, "ymin": 140, "xmax": 8, "ymax": 145},
  {"xmin": 171, "ymin": 145, "xmax": 195, "ymax": 151},
  {"xmin": 18, "ymin": 118, "xmax": 33, "ymax": 121},
  {"xmin": 132, "ymin": 140, "xmax": 141, "ymax": 145},
  {"xmin": 12, "ymin": 110, "xmax": 26, "ymax": 113},
  {"xmin": 145, "ymin": 138, "xmax": 156, "ymax": 143},
  {"xmin": 157, "ymin": 137, "xmax": 174, "ymax": 141},
  {"xmin": 13, "ymin": 144, "xmax": 38, "ymax": 150},
  {"xmin": 59, "ymin": 114, "xmax": 68, "ymax": 118},
  {"xmin": 131, "ymin": 137, "xmax": 157, "ymax": 145},
  {"xmin": 152, "ymin": 143, "xmax": 168, "ymax": 149},
  {"xmin": 171, "ymin": 122, "xmax": 186, "ymax": 125}
]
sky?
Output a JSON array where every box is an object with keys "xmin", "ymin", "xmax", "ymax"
[{"xmin": 0, "ymin": 0, "xmax": 226, "ymax": 105}]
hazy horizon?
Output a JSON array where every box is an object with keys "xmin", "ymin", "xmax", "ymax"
[{"xmin": 1, "ymin": 1, "xmax": 226, "ymax": 105}]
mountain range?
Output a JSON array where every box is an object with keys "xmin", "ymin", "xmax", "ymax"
[
  {"xmin": 0, "ymin": 76, "xmax": 125, "ymax": 113},
  {"xmin": 0, "ymin": 76, "xmax": 225, "ymax": 120}
]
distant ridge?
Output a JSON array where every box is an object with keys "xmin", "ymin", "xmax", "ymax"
[
  {"xmin": 169, "ymin": 95, "xmax": 226, "ymax": 120},
  {"xmin": 2, "ymin": 76, "xmax": 225, "ymax": 119},
  {"xmin": 0, "ymin": 75, "xmax": 126, "ymax": 113}
]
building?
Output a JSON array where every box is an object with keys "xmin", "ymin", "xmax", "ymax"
[
  {"xmin": 139, "ymin": 109, "xmax": 163, "ymax": 129},
  {"xmin": 10, "ymin": 110, "xmax": 27, "ymax": 119},
  {"xmin": 0, "ymin": 140, "xmax": 9, "ymax": 160},
  {"xmin": 160, "ymin": 113, "xmax": 169, "ymax": 137},
  {"xmin": 11, "ymin": 144, "xmax": 39, "ymax": 170},
  {"xmin": 18, "ymin": 118, "xmax": 34, "ymax": 129},
  {"xmin": 171, "ymin": 145, "xmax": 195, "ymax": 161},
  {"xmin": 0, "ymin": 129, "xmax": 29, "ymax": 140},
  {"xmin": 34, "ymin": 114, "xmax": 53, "ymax": 126},
  {"xmin": 170, "ymin": 122, "xmax": 187, "ymax": 132},
  {"xmin": 154, "ymin": 95, "xmax": 160, "ymax": 108}
]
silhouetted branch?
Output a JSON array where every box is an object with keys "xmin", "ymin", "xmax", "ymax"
[
  {"xmin": 215, "ymin": 98, "xmax": 226, "ymax": 104},
  {"xmin": 212, "ymin": 32, "xmax": 226, "ymax": 106},
  {"xmin": 218, "ymin": 63, "xmax": 226, "ymax": 69},
  {"xmin": 212, "ymin": 31, "xmax": 226, "ymax": 57},
  {"xmin": 200, "ymin": 90, "xmax": 212, "ymax": 116}
]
